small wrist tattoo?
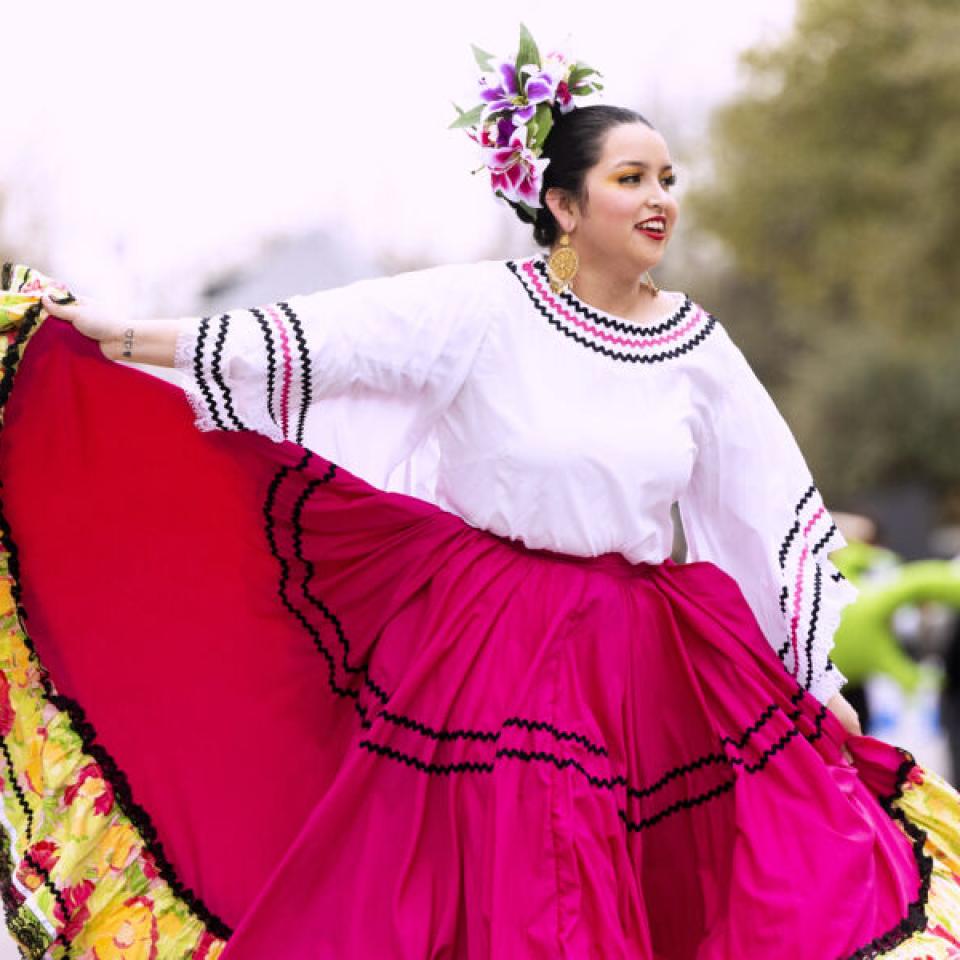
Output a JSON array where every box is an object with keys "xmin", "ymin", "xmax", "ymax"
[{"xmin": 121, "ymin": 328, "xmax": 135, "ymax": 358}]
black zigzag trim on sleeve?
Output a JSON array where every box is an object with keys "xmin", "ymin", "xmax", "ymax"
[
  {"xmin": 778, "ymin": 518, "xmax": 801, "ymax": 570},
  {"xmin": 811, "ymin": 522, "xmax": 839, "ymax": 557},
  {"xmin": 192, "ymin": 317, "xmax": 227, "ymax": 431},
  {"xmin": 803, "ymin": 564, "xmax": 823, "ymax": 691},
  {"xmin": 796, "ymin": 483, "xmax": 817, "ymax": 515},
  {"xmin": 250, "ymin": 308, "xmax": 279, "ymax": 430},
  {"xmin": 0, "ymin": 304, "xmax": 233, "ymax": 943},
  {"xmin": 278, "ymin": 302, "xmax": 311, "ymax": 446},
  {"xmin": 209, "ymin": 315, "xmax": 245, "ymax": 430},
  {"xmin": 775, "ymin": 484, "xmax": 844, "ymax": 681}
]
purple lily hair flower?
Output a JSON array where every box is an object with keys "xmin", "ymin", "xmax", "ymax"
[
  {"xmin": 521, "ymin": 61, "xmax": 565, "ymax": 105},
  {"xmin": 455, "ymin": 28, "xmax": 601, "ymax": 213},
  {"xmin": 478, "ymin": 60, "xmax": 519, "ymax": 113},
  {"xmin": 482, "ymin": 129, "xmax": 550, "ymax": 208},
  {"xmin": 479, "ymin": 58, "xmax": 550, "ymax": 126}
]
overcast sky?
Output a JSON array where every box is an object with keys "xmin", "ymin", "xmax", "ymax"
[{"xmin": 3, "ymin": 0, "xmax": 798, "ymax": 315}]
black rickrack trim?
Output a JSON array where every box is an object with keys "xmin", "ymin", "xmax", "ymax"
[
  {"xmin": 775, "ymin": 484, "xmax": 845, "ymax": 682},
  {"xmin": 210, "ymin": 315, "xmax": 245, "ymax": 430},
  {"xmin": 0, "ymin": 293, "xmax": 233, "ymax": 942},
  {"xmin": 812, "ymin": 522, "xmax": 839, "ymax": 557},
  {"xmin": 494, "ymin": 747, "xmax": 627, "ymax": 792},
  {"xmin": 265, "ymin": 453, "xmax": 837, "ymax": 828},
  {"xmin": 359, "ymin": 740, "xmax": 494, "ymax": 775},
  {"xmin": 359, "ymin": 695, "xmax": 827, "ymax": 833},
  {"xmin": 623, "ymin": 699, "xmax": 828, "ymax": 832},
  {"xmin": 21, "ymin": 850, "xmax": 70, "ymax": 951},
  {"xmin": 501, "ymin": 716, "xmax": 608, "ymax": 757},
  {"xmin": 381, "ymin": 710, "xmax": 499, "ymax": 743},
  {"xmin": 264, "ymin": 455, "xmax": 847, "ymax": 835},
  {"xmin": 289, "ymin": 471, "xmax": 390, "ymax": 706},
  {"xmin": 626, "ymin": 699, "xmax": 792, "ymax": 803},
  {"xmin": 796, "ymin": 484, "xmax": 816, "ymax": 515},
  {"xmin": 777, "ymin": 636, "xmax": 791, "ymax": 663},
  {"xmin": 620, "ymin": 778, "xmax": 736, "ymax": 832},
  {"xmin": 528, "ymin": 259, "xmax": 693, "ymax": 337},
  {"xmin": 1, "ymin": 848, "xmax": 55, "ymax": 958},
  {"xmin": 278, "ymin": 302, "xmax": 310, "ymax": 447},
  {"xmin": 250, "ymin": 308, "xmax": 279, "ymax": 431},
  {"xmin": 381, "ymin": 709, "xmax": 610, "ymax": 758},
  {"xmin": 192, "ymin": 317, "xmax": 227, "ymax": 431},
  {"xmin": 843, "ymin": 750, "xmax": 933, "ymax": 959},
  {"xmin": 777, "ymin": 484, "xmax": 819, "ymax": 570},
  {"xmin": 267, "ymin": 454, "xmax": 613, "ymax": 755},
  {"xmin": 505, "ymin": 261, "xmax": 718, "ymax": 364},
  {"xmin": 803, "ymin": 564, "xmax": 823, "ymax": 691},
  {"xmin": 0, "ymin": 738, "xmax": 32, "ymax": 839},
  {"xmin": 778, "ymin": 585, "xmax": 790, "ymax": 620},
  {"xmin": 778, "ymin": 518, "xmax": 801, "ymax": 570},
  {"xmin": 262, "ymin": 452, "xmax": 374, "ymax": 727}
]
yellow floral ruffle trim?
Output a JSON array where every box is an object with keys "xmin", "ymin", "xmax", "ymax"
[
  {"xmin": 881, "ymin": 765, "xmax": 960, "ymax": 958},
  {"xmin": 0, "ymin": 264, "xmax": 227, "ymax": 958}
]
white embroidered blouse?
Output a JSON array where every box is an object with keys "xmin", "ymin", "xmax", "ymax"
[{"xmin": 174, "ymin": 254, "xmax": 857, "ymax": 705}]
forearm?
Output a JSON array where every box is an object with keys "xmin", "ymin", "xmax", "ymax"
[{"xmin": 102, "ymin": 317, "xmax": 194, "ymax": 368}]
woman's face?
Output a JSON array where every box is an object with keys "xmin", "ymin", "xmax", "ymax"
[{"xmin": 560, "ymin": 122, "xmax": 678, "ymax": 276}]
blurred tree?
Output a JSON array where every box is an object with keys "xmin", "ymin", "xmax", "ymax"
[{"xmin": 686, "ymin": 0, "xmax": 960, "ymax": 512}]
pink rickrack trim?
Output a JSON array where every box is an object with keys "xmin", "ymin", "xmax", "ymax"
[
  {"xmin": 787, "ymin": 506, "xmax": 827, "ymax": 677},
  {"xmin": 264, "ymin": 305, "xmax": 293, "ymax": 439},
  {"xmin": 522, "ymin": 260, "xmax": 703, "ymax": 349}
]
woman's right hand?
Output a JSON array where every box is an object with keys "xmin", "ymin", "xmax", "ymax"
[{"xmin": 41, "ymin": 294, "xmax": 128, "ymax": 359}]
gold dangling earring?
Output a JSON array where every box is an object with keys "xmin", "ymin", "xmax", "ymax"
[
  {"xmin": 546, "ymin": 233, "xmax": 579, "ymax": 294},
  {"xmin": 640, "ymin": 271, "xmax": 659, "ymax": 297}
]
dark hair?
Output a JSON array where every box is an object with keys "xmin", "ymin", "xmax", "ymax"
[{"xmin": 528, "ymin": 105, "xmax": 654, "ymax": 247}]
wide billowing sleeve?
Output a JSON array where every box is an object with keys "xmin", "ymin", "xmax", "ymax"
[
  {"xmin": 173, "ymin": 260, "xmax": 500, "ymax": 448},
  {"xmin": 678, "ymin": 328, "xmax": 858, "ymax": 705}
]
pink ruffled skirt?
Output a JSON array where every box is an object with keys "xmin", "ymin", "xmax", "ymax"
[{"xmin": 0, "ymin": 291, "xmax": 958, "ymax": 958}]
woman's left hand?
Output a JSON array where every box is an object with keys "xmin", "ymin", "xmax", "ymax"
[{"xmin": 827, "ymin": 691, "xmax": 863, "ymax": 762}]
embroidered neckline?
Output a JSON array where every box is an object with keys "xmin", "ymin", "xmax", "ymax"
[{"xmin": 506, "ymin": 257, "xmax": 718, "ymax": 363}]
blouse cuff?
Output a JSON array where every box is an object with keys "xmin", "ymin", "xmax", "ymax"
[
  {"xmin": 174, "ymin": 313, "xmax": 284, "ymax": 443},
  {"xmin": 775, "ymin": 485, "xmax": 859, "ymax": 704}
]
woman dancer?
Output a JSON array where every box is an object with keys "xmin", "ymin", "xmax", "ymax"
[{"xmin": 2, "ymin": 28, "xmax": 959, "ymax": 959}]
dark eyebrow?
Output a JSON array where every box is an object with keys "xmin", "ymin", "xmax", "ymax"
[{"xmin": 614, "ymin": 161, "xmax": 674, "ymax": 171}]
